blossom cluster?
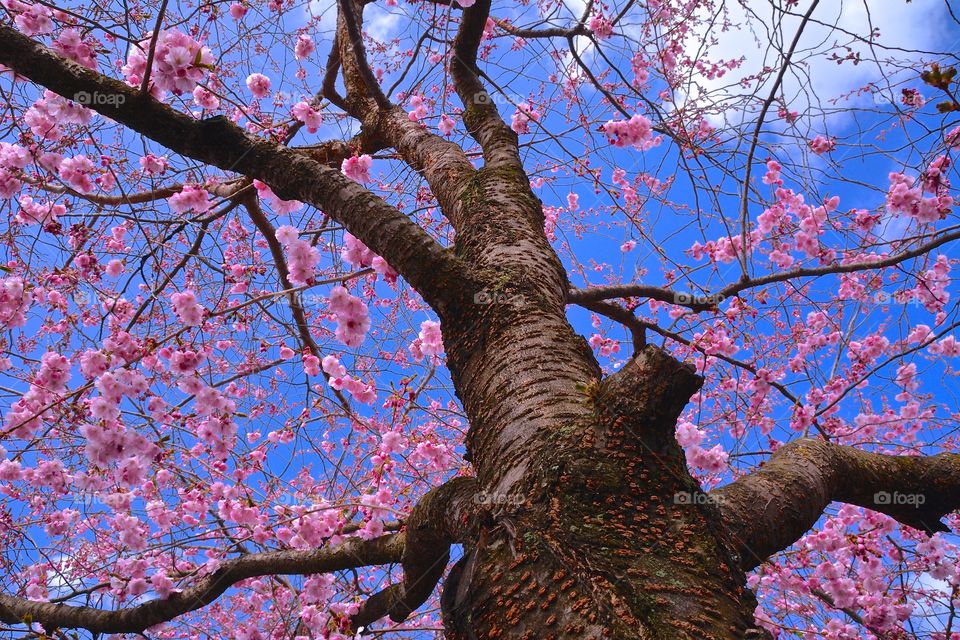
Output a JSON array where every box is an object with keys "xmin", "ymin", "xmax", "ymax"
[
  {"xmin": 122, "ymin": 30, "xmax": 214, "ymax": 97},
  {"xmin": 276, "ymin": 225, "xmax": 320, "ymax": 285}
]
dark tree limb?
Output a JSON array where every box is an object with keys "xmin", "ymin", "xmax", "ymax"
[
  {"xmin": 336, "ymin": 0, "xmax": 391, "ymax": 109},
  {"xmin": 294, "ymin": 129, "xmax": 385, "ymax": 167},
  {"xmin": 450, "ymin": 0, "xmax": 524, "ymax": 170},
  {"xmin": 351, "ymin": 476, "xmax": 479, "ymax": 631},
  {"xmin": 0, "ymin": 476, "xmax": 480, "ymax": 635},
  {"xmin": 569, "ymin": 284, "xmax": 715, "ymax": 311},
  {"xmin": 712, "ymin": 438, "xmax": 960, "ymax": 571},
  {"xmin": 330, "ymin": 0, "xmax": 476, "ymax": 227},
  {"xmin": 0, "ymin": 534, "xmax": 403, "ymax": 634},
  {"xmin": 598, "ymin": 344, "xmax": 703, "ymax": 436},
  {"xmin": 569, "ymin": 228, "xmax": 960, "ymax": 311},
  {"xmin": 0, "ymin": 24, "xmax": 462, "ymax": 309}
]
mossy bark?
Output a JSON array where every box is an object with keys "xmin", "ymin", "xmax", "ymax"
[{"xmin": 433, "ymin": 156, "xmax": 768, "ymax": 638}]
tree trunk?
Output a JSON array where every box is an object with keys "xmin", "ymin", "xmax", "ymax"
[
  {"xmin": 439, "ymin": 350, "xmax": 766, "ymax": 639},
  {"xmin": 434, "ymin": 169, "xmax": 767, "ymax": 639}
]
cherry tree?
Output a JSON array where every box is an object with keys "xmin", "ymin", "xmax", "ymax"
[{"xmin": 0, "ymin": 0, "xmax": 960, "ymax": 638}]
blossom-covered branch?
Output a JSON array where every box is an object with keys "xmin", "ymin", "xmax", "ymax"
[
  {"xmin": 0, "ymin": 23, "xmax": 462, "ymax": 309},
  {"xmin": 0, "ymin": 533, "xmax": 403, "ymax": 634},
  {"xmin": 569, "ymin": 227, "xmax": 960, "ymax": 309},
  {"xmin": 712, "ymin": 438, "xmax": 960, "ymax": 571}
]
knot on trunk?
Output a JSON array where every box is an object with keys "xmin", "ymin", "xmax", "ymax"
[{"xmin": 593, "ymin": 345, "xmax": 703, "ymax": 437}]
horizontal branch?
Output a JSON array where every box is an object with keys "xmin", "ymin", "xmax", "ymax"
[
  {"xmin": 712, "ymin": 438, "xmax": 960, "ymax": 571},
  {"xmin": 568, "ymin": 284, "xmax": 714, "ymax": 310},
  {"xmin": 29, "ymin": 180, "xmax": 183, "ymax": 206},
  {"xmin": 0, "ymin": 534, "xmax": 403, "ymax": 634},
  {"xmin": 0, "ymin": 24, "xmax": 461, "ymax": 309},
  {"xmin": 569, "ymin": 228, "xmax": 960, "ymax": 309}
]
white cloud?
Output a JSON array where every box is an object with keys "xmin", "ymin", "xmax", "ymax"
[
  {"xmin": 306, "ymin": 0, "xmax": 400, "ymax": 41},
  {"xmin": 682, "ymin": 0, "xmax": 956, "ymax": 128}
]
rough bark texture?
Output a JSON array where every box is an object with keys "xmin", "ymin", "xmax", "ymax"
[
  {"xmin": 713, "ymin": 438, "xmax": 960, "ymax": 572},
  {"xmin": 2, "ymin": 5, "xmax": 960, "ymax": 639},
  {"xmin": 437, "ymin": 346, "xmax": 767, "ymax": 639}
]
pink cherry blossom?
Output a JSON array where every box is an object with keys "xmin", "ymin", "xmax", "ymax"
[
  {"xmin": 418, "ymin": 320, "xmax": 444, "ymax": 357},
  {"xmin": 808, "ymin": 135, "xmax": 835, "ymax": 155},
  {"xmin": 600, "ymin": 114, "xmax": 662, "ymax": 150},
  {"xmin": 139, "ymin": 154, "xmax": 168, "ymax": 176},
  {"xmin": 170, "ymin": 290, "xmax": 205, "ymax": 326},
  {"xmin": 407, "ymin": 95, "xmax": 428, "ymax": 121},
  {"xmin": 11, "ymin": 1, "xmax": 53, "ymax": 35},
  {"xmin": 340, "ymin": 233, "xmax": 397, "ymax": 282},
  {"xmin": 53, "ymin": 28, "xmax": 98, "ymax": 70},
  {"xmin": 510, "ymin": 102, "xmax": 540, "ymax": 134},
  {"xmin": 275, "ymin": 225, "xmax": 320, "ymax": 284},
  {"xmin": 439, "ymin": 114, "xmax": 456, "ymax": 135},
  {"xmin": 589, "ymin": 14, "xmax": 614, "ymax": 39},
  {"xmin": 291, "ymin": 101, "xmax": 323, "ymax": 133},
  {"xmin": 192, "ymin": 86, "xmax": 220, "ymax": 110},
  {"xmin": 168, "ymin": 184, "xmax": 211, "ymax": 214},
  {"xmin": 327, "ymin": 286, "xmax": 370, "ymax": 347},
  {"xmin": 245, "ymin": 73, "xmax": 272, "ymax": 99},
  {"xmin": 229, "ymin": 2, "xmax": 247, "ymax": 19},
  {"xmin": 105, "ymin": 259, "xmax": 124, "ymax": 278},
  {"xmin": 59, "ymin": 155, "xmax": 96, "ymax": 193},
  {"xmin": 168, "ymin": 348, "xmax": 206, "ymax": 375},
  {"xmin": 294, "ymin": 34, "xmax": 315, "ymax": 60},
  {"xmin": 341, "ymin": 154, "xmax": 373, "ymax": 183},
  {"xmin": 122, "ymin": 30, "xmax": 213, "ymax": 96}
]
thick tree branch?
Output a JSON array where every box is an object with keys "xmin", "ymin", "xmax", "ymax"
[
  {"xmin": 0, "ymin": 534, "xmax": 403, "ymax": 634},
  {"xmin": 712, "ymin": 438, "xmax": 960, "ymax": 571},
  {"xmin": 493, "ymin": 18, "xmax": 588, "ymax": 39},
  {"xmin": 294, "ymin": 130, "xmax": 385, "ymax": 167},
  {"xmin": 569, "ymin": 284, "xmax": 715, "ymax": 311},
  {"xmin": 0, "ymin": 24, "xmax": 462, "ymax": 309},
  {"xmin": 352, "ymin": 476, "xmax": 478, "ymax": 631},
  {"xmin": 320, "ymin": 44, "xmax": 349, "ymax": 111},
  {"xmin": 0, "ymin": 475, "xmax": 479, "ymax": 635},
  {"xmin": 337, "ymin": 0, "xmax": 390, "ymax": 110},
  {"xmin": 29, "ymin": 180, "xmax": 183, "ymax": 206},
  {"xmin": 331, "ymin": 0, "xmax": 475, "ymax": 228},
  {"xmin": 450, "ymin": 0, "xmax": 524, "ymax": 170},
  {"xmin": 598, "ymin": 344, "xmax": 704, "ymax": 435}
]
